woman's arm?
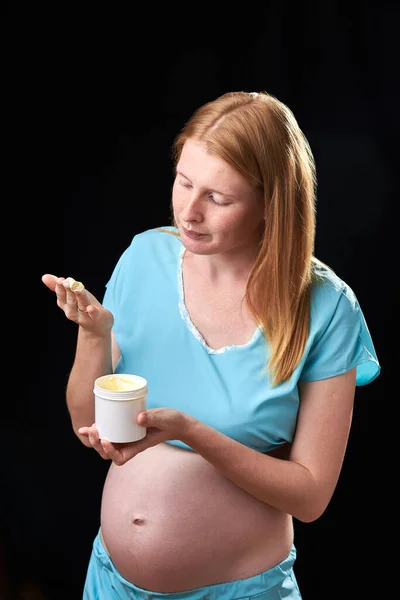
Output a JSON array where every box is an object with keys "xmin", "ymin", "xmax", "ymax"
[
  {"xmin": 181, "ymin": 368, "xmax": 356, "ymax": 522},
  {"xmin": 66, "ymin": 328, "xmax": 117, "ymax": 443},
  {"xmin": 42, "ymin": 274, "xmax": 120, "ymax": 447}
]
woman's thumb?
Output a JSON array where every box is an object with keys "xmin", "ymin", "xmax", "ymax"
[{"xmin": 138, "ymin": 412, "xmax": 150, "ymax": 426}]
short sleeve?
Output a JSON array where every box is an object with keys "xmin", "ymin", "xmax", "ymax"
[{"xmin": 300, "ymin": 281, "xmax": 381, "ymax": 386}]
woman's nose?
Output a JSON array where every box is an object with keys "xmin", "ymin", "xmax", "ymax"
[{"xmin": 182, "ymin": 193, "xmax": 203, "ymax": 222}]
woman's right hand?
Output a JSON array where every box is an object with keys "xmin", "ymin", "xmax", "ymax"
[{"xmin": 42, "ymin": 274, "xmax": 114, "ymax": 337}]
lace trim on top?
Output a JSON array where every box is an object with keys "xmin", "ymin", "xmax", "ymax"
[{"xmin": 177, "ymin": 246, "xmax": 261, "ymax": 354}]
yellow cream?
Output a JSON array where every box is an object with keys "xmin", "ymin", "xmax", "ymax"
[
  {"xmin": 71, "ymin": 280, "xmax": 85, "ymax": 292},
  {"xmin": 98, "ymin": 375, "xmax": 140, "ymax": 391},
  {"xmin": 65, "ymin": 277, "xmax": 85, "ymax": 292}
]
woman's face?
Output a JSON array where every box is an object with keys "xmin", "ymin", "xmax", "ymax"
[{"xmin": 172, "ymin": 140, "xmax": 264, "ymax": 257}]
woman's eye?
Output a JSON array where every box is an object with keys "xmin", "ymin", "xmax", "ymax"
[
  {"xmin": 208, "ymin": 193, "xmax": 224, "ymax": 205},
  {"xmin": 178, "ymin": 180, "xmax": 227, "ymax": 205}
]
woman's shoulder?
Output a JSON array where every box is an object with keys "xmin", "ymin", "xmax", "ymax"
[
  {"xmin": 302, "ymin": 257, "xmax": 380, "ymax": 385},
  {"xmin": 125, "ymin": 225, "xmax": 182, "ymax": 258},
  {"xmin": 310, "ymin": 257, "xmax": 355, "ymax": 303},
  {"xmin": 132, "ymin": 225, "xmax": 181, "ymax": 245},
  {"xmin": 308, "ymin": 257, "xmax": 362, "ymax": 326}
]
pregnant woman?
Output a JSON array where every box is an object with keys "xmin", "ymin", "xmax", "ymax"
[{"xmin": 42, "ymin": 90, "xmax": 380, "ymax": 599}]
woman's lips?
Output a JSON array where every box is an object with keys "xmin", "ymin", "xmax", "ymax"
[{"xmin": 182, "ymin": 227, "xmax": 207, "ymax": 240}]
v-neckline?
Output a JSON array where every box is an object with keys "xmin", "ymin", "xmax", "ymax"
[{"xmin": 177, "ymin": 245, "xmax": 261, "ymax": 354}]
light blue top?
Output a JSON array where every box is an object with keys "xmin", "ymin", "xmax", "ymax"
[{"xmin": 103, "ymin": 227, "xmax": 380, "ymax": 453}]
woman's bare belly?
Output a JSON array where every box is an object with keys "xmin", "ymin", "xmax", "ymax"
[{"xmin": 100, "ymin": 442, "xmax": 293, "ymax": 593}]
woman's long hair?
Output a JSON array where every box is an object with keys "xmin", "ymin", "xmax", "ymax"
[{"xmin": 167, "ymin": 91, "xmax": 319, "ymax": 386}]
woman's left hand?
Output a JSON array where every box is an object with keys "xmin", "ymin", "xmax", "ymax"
[{"xmin": 78, "ymin": 408, "xmax": 194, "ymax": 466}]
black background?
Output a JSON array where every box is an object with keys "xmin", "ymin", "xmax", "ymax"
[{"xmin": 3, "ymin": 2, "xmax": 394, "ymax": 599}]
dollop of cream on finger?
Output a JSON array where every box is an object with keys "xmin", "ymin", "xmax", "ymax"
[{"xmin": 65, "ymin": 277, "xmax": 85, "ymax": 292}]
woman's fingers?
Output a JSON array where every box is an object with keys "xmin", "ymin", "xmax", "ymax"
[
  {"xmin": 101, "ymin": 431, "xmax": 166, "ymax": 466},
  {"xmin": 100, "ymin": 440, "xmax": 127, "ymax": 466},
  {"xmin": 78, "ymin": 425, "xmax": 154, "ymax": 465},
  {"xmin": 41, "ymin": 274, "xmax": 58, "ymax": 292},
  {"xmin": 75, "ymin": 290, "xmax": 93, "ymax": 314},
  {"xmin": 79, "ymin": 425, "xmax": 110, "ymax": 460},
  {"xmin": 54, "ymin": 277, "xmax": 67, "ymax": 305},
  {"xmin": 100, "ymin": 440, "xmax": 143, "ymax": 466},
  {"xmin": 79, "ymin": 425, "xmax": 123, "ymax": 463},
  {"xmin": 42, "ymin": 272, "xmax": 114, "ymax": 335},
  {"xmin": 63, "ymin": 277, "xmax": 80, "ymax": 306},
  {"xmin": 46, "ymin": 275, "xmax": 92, "ymax": 321},
  {"xmin": 42, "ymin": 273, "xmax": 104, "ymax": 315},
  {"xmin": 62, "ymin": 277, "xmax": 90, "ymax": 315}
]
